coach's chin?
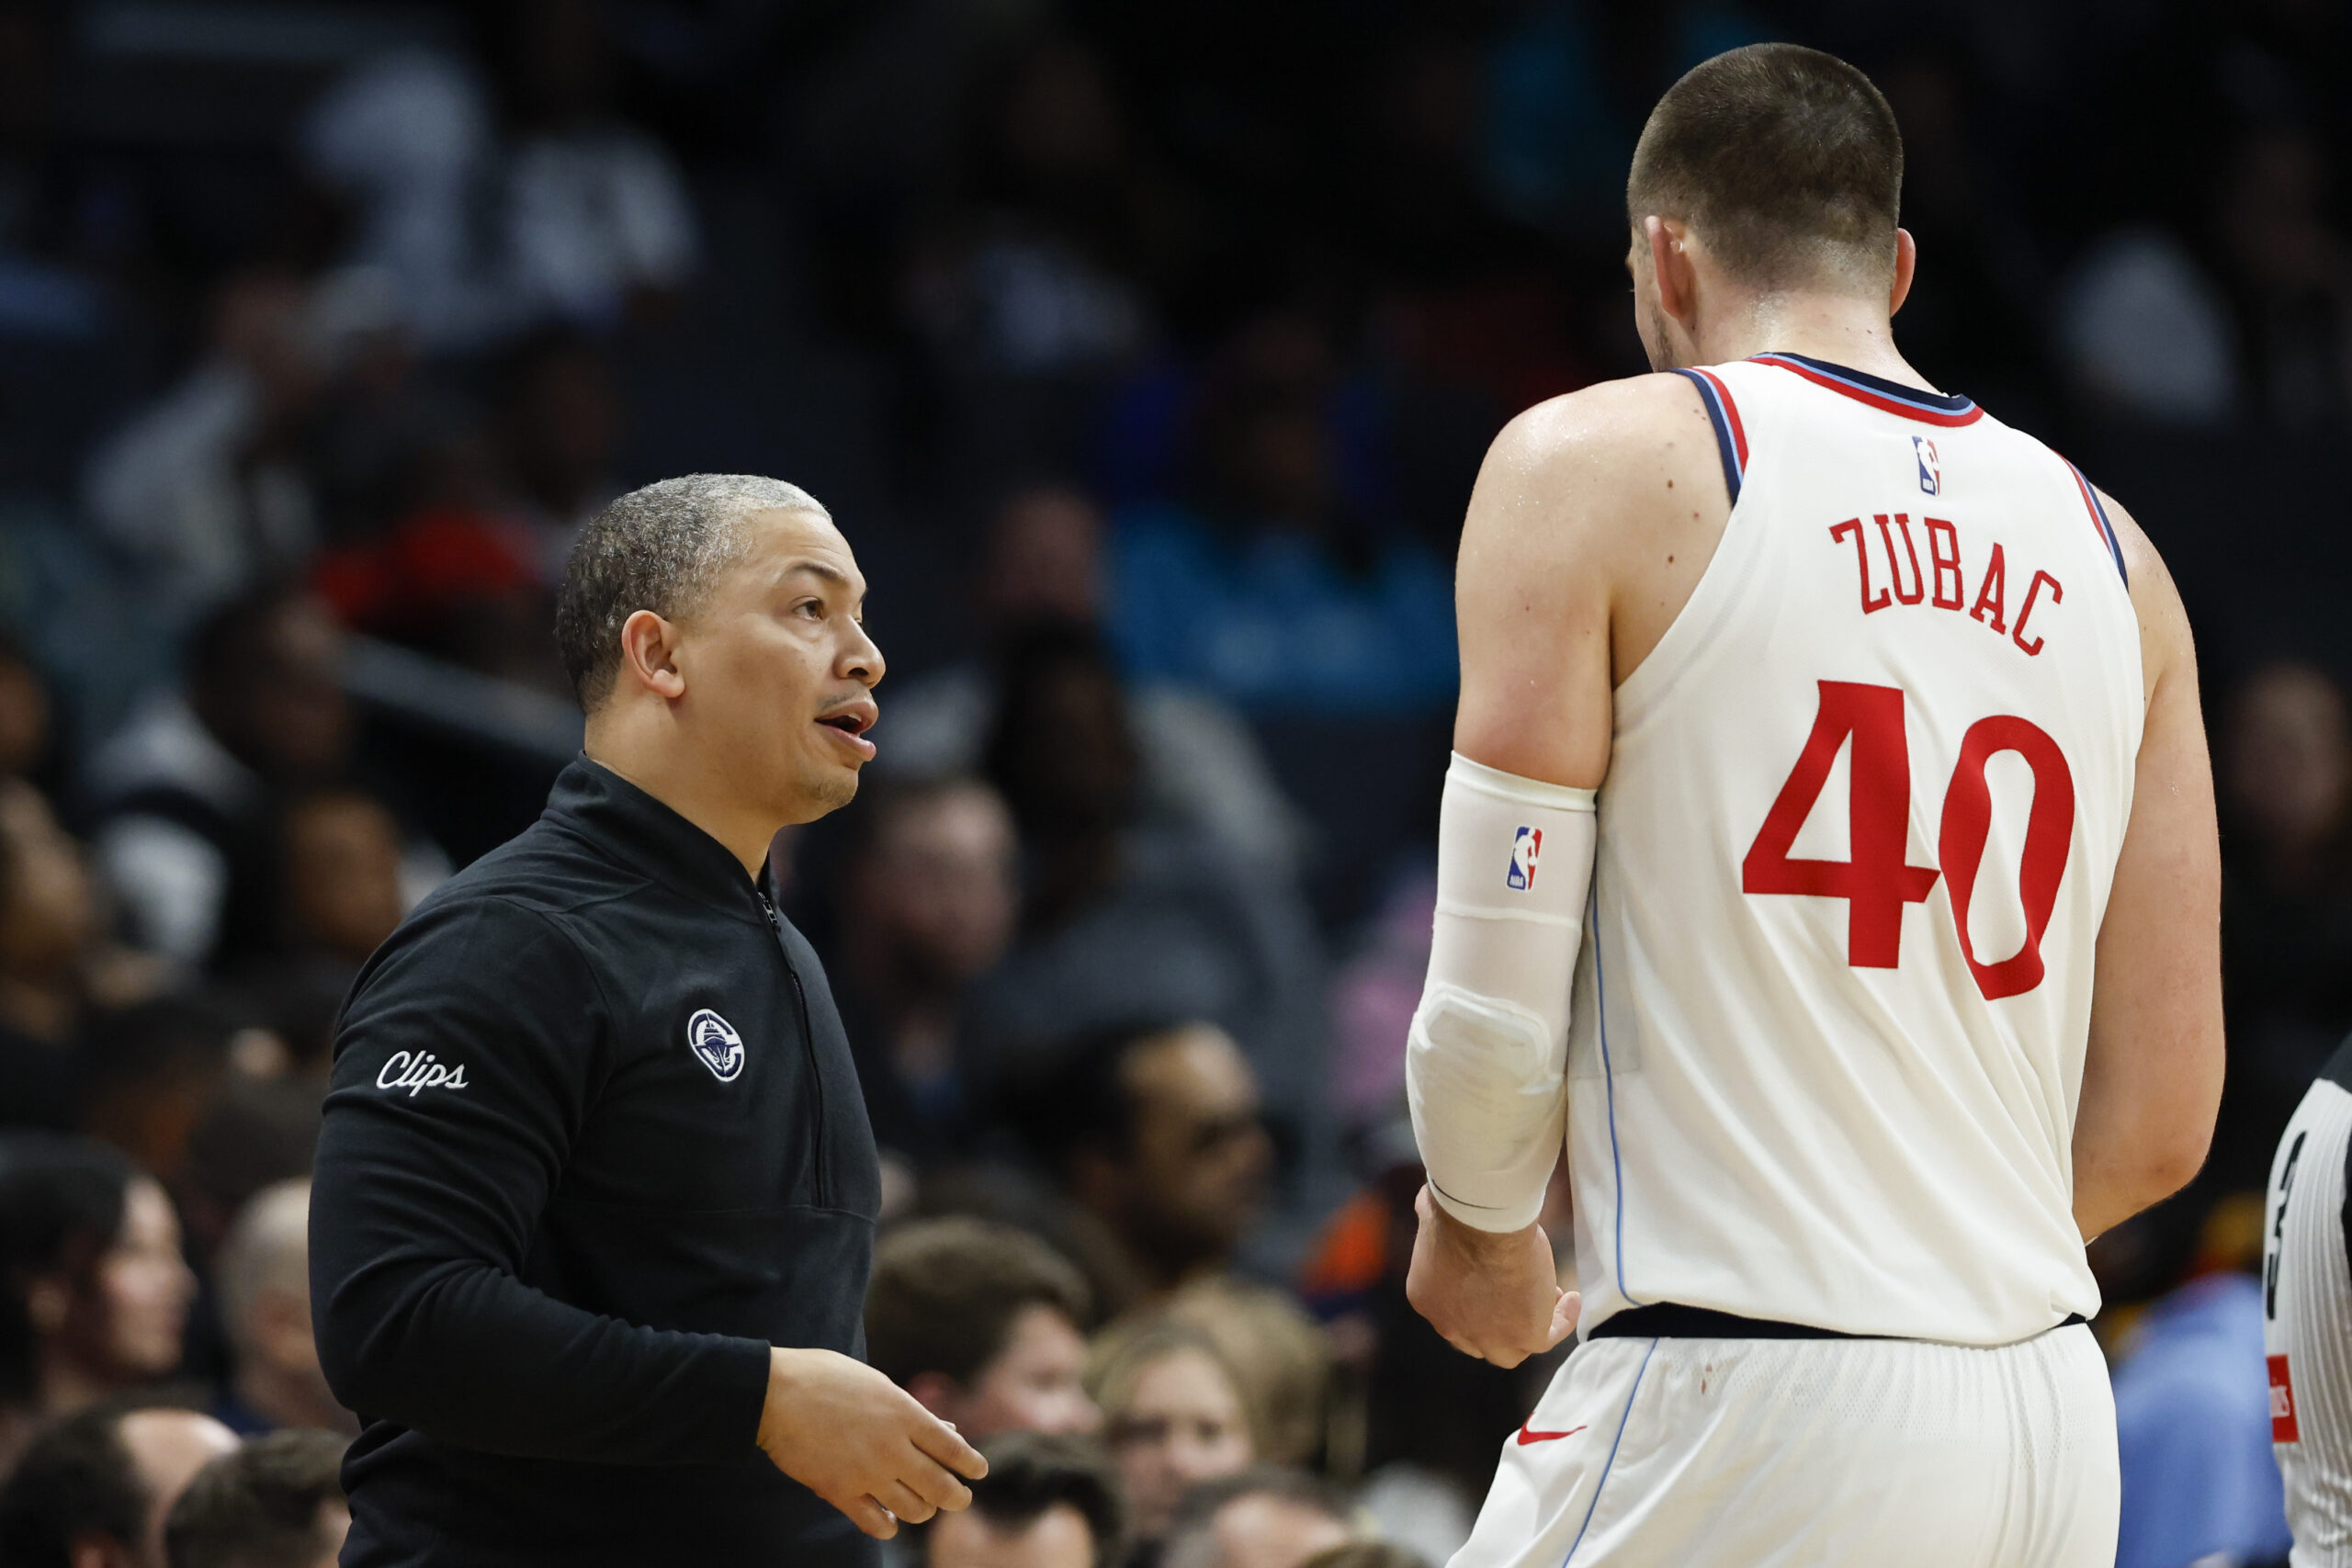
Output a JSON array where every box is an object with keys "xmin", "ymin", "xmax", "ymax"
[{"xmin": 311, "ymin": 476, "xmax": 982, "ymax": 1568}]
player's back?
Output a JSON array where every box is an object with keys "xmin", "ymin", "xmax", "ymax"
[{"xmin": 1568, "ymin": 353, "xmax": 2143, "ymax": 1345}]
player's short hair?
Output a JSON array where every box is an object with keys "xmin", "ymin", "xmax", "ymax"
[
  {"xmin": 164, "ymin": 1429, "xmax": 347, "ymax": 1568},
  {"xmin": 553, "ymin": 473, "xmax": 829, "ymax": 711},
  {"xmin": 1627, "ymin": 43, "xmax": 1903, "ymax": 294},
  {"xmin": 907, "ymin": 1431, "xmax": 1124, "ymax": 1568},
  {"xmin": 864, "ymin": 1217, "xmax": 1093, "ymax": 1389}
]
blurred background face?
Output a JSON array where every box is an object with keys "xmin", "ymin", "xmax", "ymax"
[
  {"xmin": 926, "ymin": 1501, "xmax": 1094, "ymax": 1568},
  {"xmin": 670, "ymin": 506, "xmax": 884, "ymax": 825},
  {"xmin": 2226, "ymin": 662, "xmax": 2352, "ymax": 863},
  {"xmin": 857, "ymin": 785, "xmax": 1018, "ymax": 987},
  {"xmin": 980, "ymin": 488, "xmax": 1103, "ymax": 632},
  {"xmin": 0, "ymin": 777, "xmax": 95, "ymax": 981},
  {"xmin": 119, "ymin": 1408, "xmax": 240, "ymax": 1564},
  {"xmin": 958, "ymin": 1303, "xmax": 1098, "ymax": 1438},
  {"xmin": 284, "ymin": 792, "xmax": 406, "ymax": 962},
  {"xmin": 1199, "ymin": 1494, "xmax": 1352, "ymax": 1568},
  {"xmin": 51, "ymin": 1176, "xmax": 195, "ymax": 1385},
  {"xmin": 1106, "ymin": 1344, "xmax": 1254, "ymax": 1540},
  {"xmin": 1113, "ymin": 1027, "xmax": 1273, "ymax": 1268},
  {"xmin": 199, "ymin": 598, "xmax": 352, "ymax": 785}
]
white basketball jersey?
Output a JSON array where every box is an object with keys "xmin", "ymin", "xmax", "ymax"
[
  {"xmin": 2263, "ymin": 1047, "xmax": 2352, "ymax": 1566},
  {"xmin": 1566, "ymin": 354, "xmax": 2144, "ymax": 1346}
]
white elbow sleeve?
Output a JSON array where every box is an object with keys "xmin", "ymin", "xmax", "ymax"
[{"xmin": 1408, "ymin": 753, "xmax": 1596, "ymax": 1232}]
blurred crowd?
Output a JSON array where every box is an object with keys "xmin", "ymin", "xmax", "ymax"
[{"xmin": 0, "ymin": 1, "xmax": 2348, "ymax": 1565}]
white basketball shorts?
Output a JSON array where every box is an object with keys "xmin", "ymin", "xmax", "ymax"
[{"xmin": 1451, "ymin": 1323, "xmax": 2119, "ymax": 1568}]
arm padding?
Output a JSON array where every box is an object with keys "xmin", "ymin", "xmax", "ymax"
[{"xmin": 1408, "ymin": 753, "xmax": 1596, "ymax": 1232}]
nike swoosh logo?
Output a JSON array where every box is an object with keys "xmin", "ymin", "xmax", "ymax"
[{"xmin": 1517, "ymin": 1420, "xmax": 1587, "ymax": 1445}]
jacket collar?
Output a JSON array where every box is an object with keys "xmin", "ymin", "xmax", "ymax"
[{"xmin": 544, "ymin": 756, "xmax": 773, "ymax": 919}]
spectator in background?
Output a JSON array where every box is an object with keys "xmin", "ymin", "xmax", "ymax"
[
  {"xmin": 1297, "ymin": 1545, "xmax": 1427, "ymax": 1568},
  {"xmin": 81, "ymin": 273, "xmax": 329, "ymax": 630},
  {"xmin": 1159, "ymin": 1468, "xmax": 1356, "ymax": 1568},
  {"xmin": 164, "ymin": 1429, "xmax": 349, "ymax": 1568},
  {"xmin": 834, "ymin": 780, "xmax": 1019, "ymax": 1169},
  {"xmin": 0, "ymin": 1400, "xmax": 238, "ymax": 1567},
  {"xmin": 0, "ymin": 776, "xmax": 169, "ymax": 1131},
  {"xmin": 76, "ymin": 1001, "xmax": 238, "ymax": 1203},
  {"xmin": 1106, "ymin": 315, "xmax": 1456, "ymax": 719},
  {"xmin": 496, "ymin": 327, "xmax": 624, "ymax": 576},
  {"xmin": 493, "ymin": 0, "xmax": 700, "ymax": 332},
  {"xmin": 2212, "ymin": 122, "xmax": 2352, "ymax": 433},
  {"xmin": 2216, "ymin": 660, "xmax": 2352, "ymax": 1186},
  {"xmin": 277, "ymin": 792, "xmax": 405, "ymax": 970},
  {"xmin": 2111, "ymin": 1194, "xmax": 2293, "ymax": 1568},
  {"xmin": 211, "ymin": 1181, "xmax": 348, "ymax": 1439},
  {"xmin": 87, "ymin": 589, "xmax": 359, "ymax": 974},
  {"xmin": 865, "ymin": 1217, "xmax": 1097, "ymax": 1441},
  {"xmin": 0, "ymin": 1136, "xmax": 196, "ymax": 1473},
  {"xmin": 1008, "ymin": 1022, "xmax": 1273, "ymax": 1304},
  {"xmin": 876, "ymin": 483, "xmax": 1301, "ymax": 877},
  {"xmin": 1148, "ymin": 1280, "xmax": 1330, "ymax": 1471},
  {"xmin": 974, "ymin": 628, "xmax": 1326, "ymax": 1166},
  {"xmin": 1090, "ymin": 1321, "xmax": 1257, "ymax": 1549},
  {"xmin": 910, "ymin": 1430, "xmax": 1123, "ymax": 1568}
]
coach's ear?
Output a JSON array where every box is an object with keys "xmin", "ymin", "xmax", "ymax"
[
  {"xmin": 1889, "ymin": 227, "xmax": 1917, "ymax": 317},
  {"xmin": 616, "ymin": 609, "xmax": 687, "ymax": 701}
]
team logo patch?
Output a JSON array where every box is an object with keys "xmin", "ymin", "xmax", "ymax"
[
  {"xmin": 687, "ymin": 1009, "xmax": 745, "ymax": 1083},
  {"xmin": 377, "ymin": 1051, "xmax": 468, "ymax": 1097},
  {"xmin": 1506, "ymin": 826, "xmax": 1543, "ymax": 891},
  {"xmin": 1914, "ymin": 435, "xmax": 1941, "ymax": 496},
  {"xmin": 2272, "ymin": 1354, "xmax": 2301, "ymax": 1443}
]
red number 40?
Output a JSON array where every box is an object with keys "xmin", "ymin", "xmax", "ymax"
[{"xmin": 1741, "ymin": 681, "xmax": 2075, "ymax": 1001}]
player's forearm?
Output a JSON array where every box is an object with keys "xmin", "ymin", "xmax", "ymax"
[
  {"xmin": 1408, "ymin": 754, "xmax": 1592, "ymax": 1232},
  {"xmin": 2072, "ymin": 1105, "xmax": 2212, "ymax": 1240}
]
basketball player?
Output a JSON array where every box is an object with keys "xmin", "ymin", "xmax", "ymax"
[
  {"xmin": 2263, "ymin": 1042, "xmax": 2352, "ymax": 1562},
  {"xmin": 1403, "ymin": 44, "xmax": 2222, "ymax": 1568}
]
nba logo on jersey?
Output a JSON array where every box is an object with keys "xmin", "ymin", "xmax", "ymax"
[
  {"xmin": 1506, "ymin": 826, "xmax": 1543, "ymax": 891},
  {"xmin": 1913, "ymin": 435, "xmax": 1940, "ymax": 495}
]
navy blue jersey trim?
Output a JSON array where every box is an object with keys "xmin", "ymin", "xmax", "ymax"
[
  {"xmin": 1671, "ymin": 367, "xmax": 1743, "ymax": 506},
  {"xmin": 1757, "ymin": 352, "xmax": 1976, "ymax": 415}
]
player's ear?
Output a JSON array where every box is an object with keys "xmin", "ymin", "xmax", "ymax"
[
  {"xmin": 1889, "ymin": 228, "xmax": 1917, "ymax": 317},
  {"xmin": 616, "ymin": 610, "xmax": 687, "ymax": 701},
  {"xmin": 1646, "ymin": 216, "xmax": 1696, "ymax": 328}
]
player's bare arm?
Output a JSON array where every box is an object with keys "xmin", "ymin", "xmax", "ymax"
[
  {"xmin": 2072, "ymin": 492, "xmax": 2224, "ymax": 1240},
  {"xmin": 1405, "ymin": 375, "xmax": 1728, "ymax": 1367}
]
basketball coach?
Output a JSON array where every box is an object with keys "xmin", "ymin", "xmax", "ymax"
[{"xmin": 309, "ymin": 476, "xmax": 985, "ymax": 1567}]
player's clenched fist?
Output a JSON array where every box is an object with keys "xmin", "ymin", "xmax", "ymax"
[
  {"xmin": 1406, "ymin": 1184, "xmax": 1580, "ymax": 1369},
  {"xmin": 756, "ymin": 1347, "xmax": 990, "ymax": 1539}
]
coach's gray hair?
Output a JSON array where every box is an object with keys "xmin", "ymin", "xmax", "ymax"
[{"xmin": 554, "ymin": 473, "xmax": 830, "ymax": 710}]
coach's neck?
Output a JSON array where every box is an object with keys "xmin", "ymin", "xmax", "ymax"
[{"xmin": 585, "ymin": 705, "xmax": 787, "ymax": 884}]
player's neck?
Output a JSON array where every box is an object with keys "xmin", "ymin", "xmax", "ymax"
[{"xmin": 1701, "ymin": 293, "xmax": 1935, "ymax": 393}]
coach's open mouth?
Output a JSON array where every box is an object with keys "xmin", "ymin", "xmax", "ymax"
[{"xmin": 815, "ymin": 700, "xmax": 878, "ymax": 757}]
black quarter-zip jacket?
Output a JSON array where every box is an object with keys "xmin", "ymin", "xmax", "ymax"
[{"xmin": 311, "ymin": 759, "xmax": 882, "ymax": 1567}]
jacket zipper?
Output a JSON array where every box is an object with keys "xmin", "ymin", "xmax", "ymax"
[{"xmin": 761, "ymin": 892, "xmax": 830, "ymax": 1208}]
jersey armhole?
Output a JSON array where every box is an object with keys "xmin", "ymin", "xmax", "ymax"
[
  {"xmin": 2060, "ymin": 458, "xmax": 2129, "ymax": 586},
  {"xmin": 1671, "ymin": 367, "xmax": 1747, "ymax": 507}
]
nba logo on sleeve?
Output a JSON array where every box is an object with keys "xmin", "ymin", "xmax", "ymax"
[
  {"xmin": 1507, "ymin": 827, "xmax": 1543, "ymax": 891},
  {"xmin": 1914, "ymin": 435, "xmax": 1940, "ymax": 496}
]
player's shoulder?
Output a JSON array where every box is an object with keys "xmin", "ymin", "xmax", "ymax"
[{"xmin": 1490, "ymin": 370, "xmax": 1714, "ymax": 473}]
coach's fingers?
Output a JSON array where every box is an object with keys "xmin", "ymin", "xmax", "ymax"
[
  {"xmin": 911, "ymin": 1416, "xmax": 989, "ymax": 1483},
  {"xmin": 898, "ymin": 1447, "xmax": 976, "ymax": 1516},
  {"xmin": 835, "ymin": 1494, "xmax": 899, "ymax": 1540},
  {"xmin": 876, "ymin": 1479, "xmax": 939, "ymax": 1526}
]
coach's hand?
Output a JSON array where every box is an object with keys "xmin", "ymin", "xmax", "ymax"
[
  {"xmin": 1407, "ymin": 1184, "xmax": 1579, "ymax": 1368},
  {"xmin": 757, "ymin": 1347, "xmax": 989, "ymax": 1540}
]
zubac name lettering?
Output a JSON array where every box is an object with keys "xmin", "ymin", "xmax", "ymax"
[{"xmin": 1829, "ymin": 513, "xmax": 2061, "ymax": 658}]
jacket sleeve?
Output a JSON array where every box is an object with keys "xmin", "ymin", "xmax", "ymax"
[{"xmin": 309, "ymin": 896, "xmax": 773, "ymax": 1465}]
